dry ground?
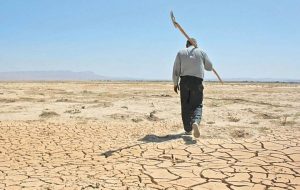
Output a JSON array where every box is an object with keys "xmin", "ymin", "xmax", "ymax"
[{"xmin": 0, "ymin": 81, "xmax": 299, "ymax": 190}]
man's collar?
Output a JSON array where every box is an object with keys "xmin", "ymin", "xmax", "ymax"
[{"xmin": 187, "ymin": 46, "xmax": 197, "ymax": 49}]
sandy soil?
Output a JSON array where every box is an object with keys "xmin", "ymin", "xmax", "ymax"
[{"xmin": 0, "ymin": 81, "xmax": 299, "ymax": 190}]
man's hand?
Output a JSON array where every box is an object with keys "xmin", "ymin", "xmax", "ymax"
[{"xmin": 174, "ymin": 85, "xmax": 179, "ymax": 94}]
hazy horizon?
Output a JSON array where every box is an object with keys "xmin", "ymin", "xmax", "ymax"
[{"xmin": 0, "ymin": 70, "xmax": 299, "ymax": 82}]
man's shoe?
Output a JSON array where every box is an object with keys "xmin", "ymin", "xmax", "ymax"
[
  {"xmin": 185, "ymin": 131, "xmax": 192, "ymax": 135},
  {"xmin": 192, "ymin": 122, "xmax": 200, "ymax": 138}
]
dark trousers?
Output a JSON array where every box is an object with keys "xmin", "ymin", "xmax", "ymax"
[{"xmin": 179, "ymin": 76, "xmax": 204, "ymax": 132}]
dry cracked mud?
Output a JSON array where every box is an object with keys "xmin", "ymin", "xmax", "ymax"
[{"xmin": 0, "ymin": 82, "xmax": 299, "ymax": 189}]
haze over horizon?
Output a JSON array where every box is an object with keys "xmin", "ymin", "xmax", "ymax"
[
  {"xmin": 0, "ymin": 70, "xmax": 299, "ymax": 82},
  {"xmin": 1, "ymin": 0, "xmax": 300, "ymax": 80}
]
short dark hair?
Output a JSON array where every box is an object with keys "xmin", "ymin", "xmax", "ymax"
[
  {"xmin": 186, "ymin": 38, "xmax": 197, "ymax": 47},
  {"xmin": 186, "ymin": 40, "xmax": 192, "ymax": 47}
]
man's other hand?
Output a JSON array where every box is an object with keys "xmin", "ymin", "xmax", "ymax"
[{"xmin": 174, "ymin": 85, "xmax": 179, "ymax": 94}]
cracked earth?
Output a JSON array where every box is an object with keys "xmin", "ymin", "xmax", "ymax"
[{"xmin": 0, "ymin": 82, "xmax": 299, "ymax": 189}]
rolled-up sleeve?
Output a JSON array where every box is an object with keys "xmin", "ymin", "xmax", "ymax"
[
  {"xmin": 172, "ymin": 53, "xmax": 181, "ymax": 85},
  {"xmin": 202, "ymin": 52, "xmax": 213, "ymax": 71}
]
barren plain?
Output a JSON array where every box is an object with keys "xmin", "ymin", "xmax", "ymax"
[{"xmin": 0, "ymin": 81, "xmax": 299, "ymax": 190}]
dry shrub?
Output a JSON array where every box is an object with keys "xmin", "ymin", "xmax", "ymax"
[
  {"xmin": 228, "ymin": 116, "xmax": 240, "ymax": 122},
  {"xmin": 56, "ymin": 98, "xmax": 68, "ymax": 102},
  {"xmin": 207, "ymin": 121, "xmax": 215, "ymax": 125},
  {"xmin": 0, "ymin": 99, "xmax": 16, "ymax": 103},
  {"xmin": 92, "ymin": 102, "xmax": 113, "ymax": 108},
  {"xmin": 258, "ymin": 126, "xmax": 269, "ymax": 133},
  {"xmin": 280, "ymin": 115, "xmax": 296, "ymax": 126},
  {"xmin": 147, "ymin": 110, "xmax": 160, "ymax": 121},
  {"xmin": 65, "ymin": 109, "xmax": 81, "ymax": 114},
  {"xmin": 39, "ymin": 111, "xmax": 60, "ymax": 118},
  {"xmin": 230, "ymin": 129, "xmax": 252, "ymax": 138},
  {"xmin": 207, "ymin": 102, "xmax": 220, "ymax": 107},
  {"xmin": 132, "ymin": 118, "xmax": 143, "ymax": 123},
  {"xmin": 82, "ymin": 90, "xmax": 93, "ymax": 94},
  {"xmin": 19, "ymin": 97, "xmax": 36, "ymax": 102},
  {"xmin": 152, "ymin": 94, "xmax": 171, "ymax": 98},
  {"xmin": 109, "ymin": 113, "xmax": 129, "ymax": 120},
  {"xmin": 259, "ymin": 113, "xmax": 277, "ymax": 119}
]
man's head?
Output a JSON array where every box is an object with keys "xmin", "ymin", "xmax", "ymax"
[{"xmin": 186, "ymin": 38, "xmax": 197, "ymax": 48}]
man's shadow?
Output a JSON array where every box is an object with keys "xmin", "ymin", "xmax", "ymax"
[
  {"xmin": 101, "ymin": 133, "xmax": 196, "ymax": 158},
  {"xmin": 139, "ymin": 133, "xmax": 196, "ymax": 144}
]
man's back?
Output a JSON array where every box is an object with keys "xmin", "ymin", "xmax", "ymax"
[{"xmin": 172, "ymin": 46, "xmax": 213, "ymax": 85}]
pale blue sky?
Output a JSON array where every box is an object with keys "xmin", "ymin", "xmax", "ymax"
[{"xmin": 1, "ymin": 0, "xmax": 299, "ymax": 80}]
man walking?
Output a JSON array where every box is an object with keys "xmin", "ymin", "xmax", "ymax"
[{"xmin": 172, "ymin": 38, "xmax": 213, "ymax": 138}]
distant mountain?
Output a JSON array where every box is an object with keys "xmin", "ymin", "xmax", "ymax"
[{"xmin": 0, "ymin": 71, "xmax": 109, "ymax": 81}]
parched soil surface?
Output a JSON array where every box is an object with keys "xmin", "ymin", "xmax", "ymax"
[{"xmin": 0, "ymin": 81, "xmax": 299, "ymax": 190}]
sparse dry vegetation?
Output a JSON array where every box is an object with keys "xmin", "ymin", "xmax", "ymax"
[
  {"xmin": 65, "ymin": 109, "xmax": 81, "ymax": 114},
  {"xmin": 56, "ymin": 98, "xmax": 69, "ymax": 102},
  {"xmin": 230, "ymin": 129, "xmax": 252, "ymax": 138},
  {"xmin": 39, "ymin": 111, "xmax": 60, "ymax": 118},
  {"xmin": 0, "ymin": 98, "xmax": 16, "ymax": 103},
  {"xmin": 207, "ymin": 121, "xmax": 215, "ymax": 125},
  {"xmin": 259, "ymin": 113, "xmax": 277, "ymax": 119},
  {"xmin": 280, "ymin": 115, "xmax": 297, "ymax": 126},
  {"xmin": 258, "ymin": 126, "xmax": 269, "ymax": 133},
  {"xmin": 228, "ymin": 116, "xmax": 240, "ymax": 122}
]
